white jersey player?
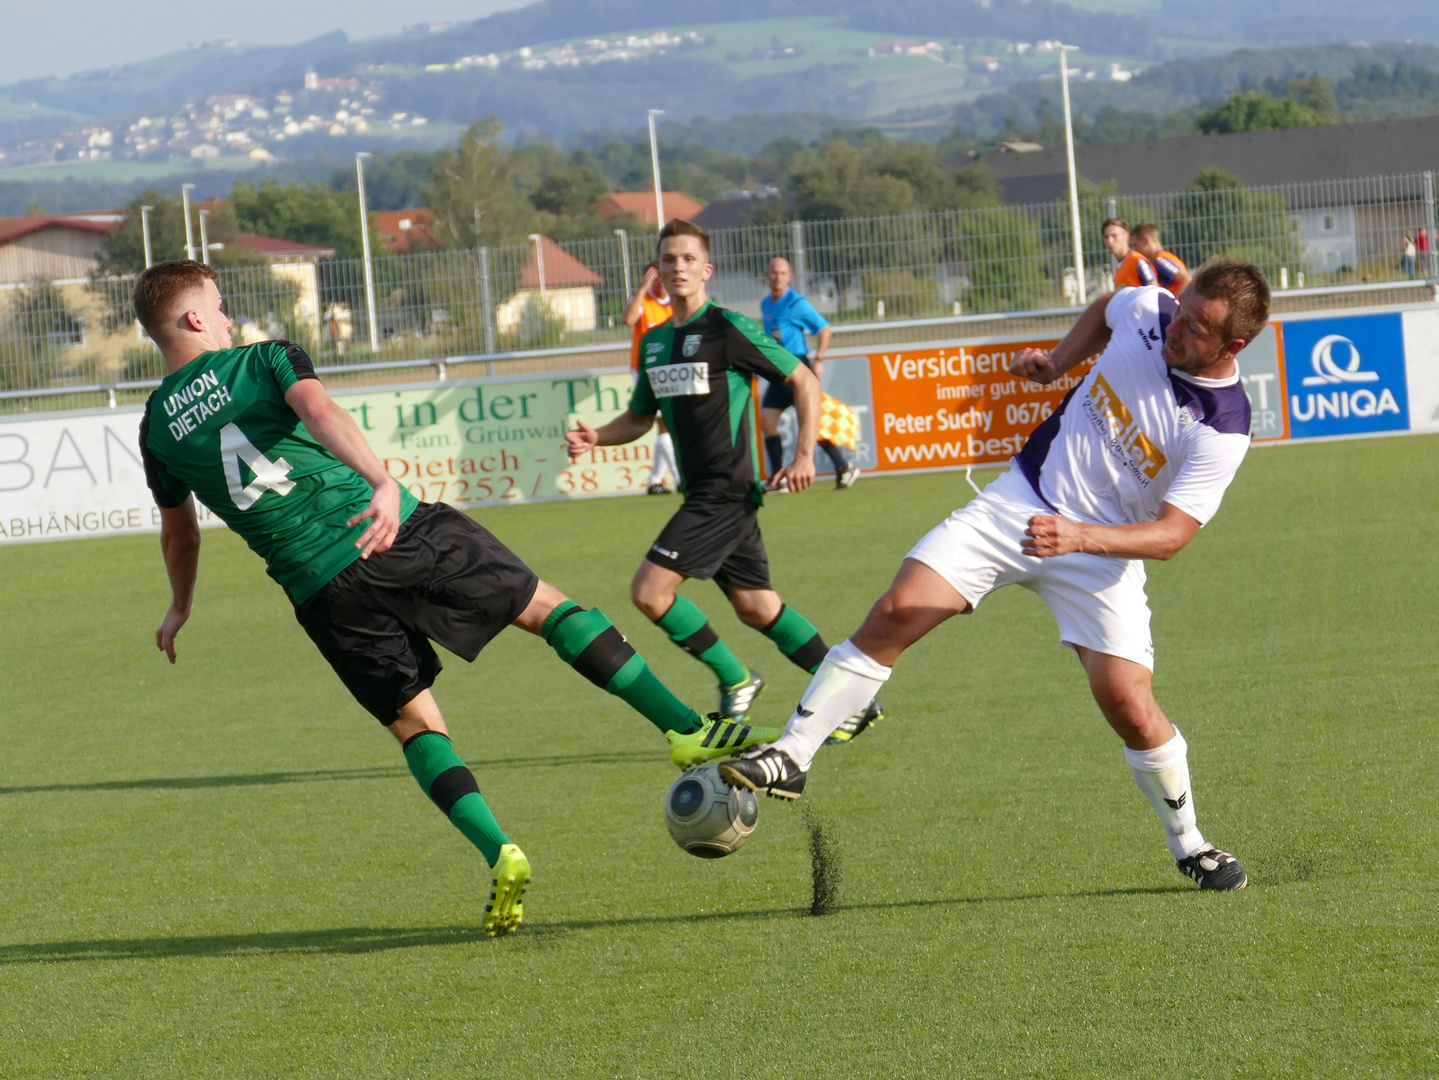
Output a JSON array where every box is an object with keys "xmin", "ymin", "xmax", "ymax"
[{"xmin": 721, "ymin": 259, "xmax": 1271, "ymax": 891}]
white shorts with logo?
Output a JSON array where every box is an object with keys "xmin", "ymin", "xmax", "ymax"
[{"xmin": 905, "ymin": 468, "xmax": 1155, "ymax": 670}]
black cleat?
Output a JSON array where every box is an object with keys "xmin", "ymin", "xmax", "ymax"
[
  {"xmin": 718, "ymin": 748, "xmax": 807, "ymax": 801},
  {"xmin": 647, "ymin": 483, "xmax": 670, "ymax": 495},
  {"xmin": 825, "ymin": 697, "xmax": 884, "ymax": 746},
  {"xmin": 1176, "ymin": 847, "xmax": 1249, "ymax": 891}
]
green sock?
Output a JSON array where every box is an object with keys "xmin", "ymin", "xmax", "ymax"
[
  {"xmin": 402, "ymin": 731, "xmax": 508, "ymax": 866},
  {"xmin": 655, "ymin": 596, "xmax": 750, "ymax": 686},
  {"xmin": 543, "ymin": 601, "xmax": 704, "ymax": 734},
  {"xmin": 762, "ymin": 604, "xmax": 830, "ymax": 674}
]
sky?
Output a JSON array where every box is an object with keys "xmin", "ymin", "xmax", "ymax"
[{"xmin": 0, "ymin": 0, "xmax": 529, "ymax": 83}]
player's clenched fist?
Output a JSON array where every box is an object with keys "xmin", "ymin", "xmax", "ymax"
[
  {"xmin": 1023, "ymin": 514, "xmax": 1086, "ymax": 558},
  {"xmin": 565, "ymin": 419, "xmax": 600, "ymax": 461},
  {"xmin": 1009, "ymin": 347, "xmax": 1060, "ymax": 384}
]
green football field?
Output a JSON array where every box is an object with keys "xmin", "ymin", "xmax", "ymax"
[{"xmin": 2, "ymin": 436, "xmax": 1435, "ymax": 1078}]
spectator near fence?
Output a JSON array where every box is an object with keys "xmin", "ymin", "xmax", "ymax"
[
  {"xmin": 1401, "ymin": 232, "xmax": 1417, "ymax": 279},
  {"xmin": 1418, "ymin": 227, "xmax": 1432, "ymax": 278}
]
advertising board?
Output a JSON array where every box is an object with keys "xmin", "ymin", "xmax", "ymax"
[
  {"xmin": 864, "ymin": 339, "xmax": 1090, "ymax": 471},
  {"xmin": 1280, "ymin": 313, "xmax": 1409, "ymax": 440},
  {"xmin": 0, "ymin": 412, "xmax": 225, "ymax": 543},
  {"xmin": 341, "ymin": 370, "xmax": 653, "ymax": 506}
]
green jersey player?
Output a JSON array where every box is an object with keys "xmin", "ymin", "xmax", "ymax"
[
  {"xmin": 135, "ymin": 261, "xmax": 778, "ymax": 936},
  {"xmin": 565, "ymin": 220, "xmax": 882, "ymax": 743}
]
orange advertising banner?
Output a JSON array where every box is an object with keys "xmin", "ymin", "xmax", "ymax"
[{"xmin": 867, "ymin": 339, "xmax": 1094, "ymax": 471}]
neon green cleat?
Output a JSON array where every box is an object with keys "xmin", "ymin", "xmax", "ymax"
[
  {"xmin": 718, "ymin": 669, "xmax": 766, "ymax": 720},
  {"xmin": 484, "ymin": 843, "xmax": 530, "ymax": 937},
  {"xmin": 825, "ymin": 698, "xmax": 885, "ymax": 746},
  {"xmin": 668, "ymin": 713, "xmax": 782, "ymax": 771}
]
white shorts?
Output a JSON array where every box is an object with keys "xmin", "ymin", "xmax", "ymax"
[{"xmin": 905, "ymin": 469, "xmax": 1155, "ymax": 670}]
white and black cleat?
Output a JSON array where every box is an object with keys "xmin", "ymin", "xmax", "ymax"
[
  {"xmin": 836, "ymin": 464, "xmax": 861, "ymax": 489},
  {"xmin": 718, "ymin": 747, "xmax": 807, "ymax": 801},
  {"xmin": 1176, "ymin": 847, "xmax": 1249, "ymax": 891}
]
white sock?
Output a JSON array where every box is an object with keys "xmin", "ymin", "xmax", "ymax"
[
  {"xmin": 772, "ymin": 640, "xmax": 891, "ymax": 771},
  {"xmin": 651, "ymin": 433, "xmax": 676, "ymax": 484},
  {"xmin": 1125, "ymin": 729, "xmax": 1207, "ymax": 860}
]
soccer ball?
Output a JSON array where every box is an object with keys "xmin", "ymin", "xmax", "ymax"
[{"xmin": 663, "ymin": 763, "xmax": 759, "ymax": 858}]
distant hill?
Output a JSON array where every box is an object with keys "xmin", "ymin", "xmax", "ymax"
[
  {"xmin": 953, "ymin": 41, "xmax": 1439, "ymax": 133},
  {"xmin": 1156, "ymin": 0, "xmax": 1439, "ymax": 49}
]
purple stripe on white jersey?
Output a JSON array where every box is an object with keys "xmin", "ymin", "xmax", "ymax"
[
  {"xmin": 1013, "ymin": 381, "xmax": 1080, "ymax": 509},
  {"xmin": 1169, "ymin": 375, "xmax": 1251, "ymax": 435}
]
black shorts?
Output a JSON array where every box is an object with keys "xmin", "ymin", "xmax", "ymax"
[
  {"xmin": 294, "ymin": 502, "xmax": 539, "ymax": 723},
  {"xmin": 761, "ymin": 379, "xmax": 795, "ymax": 411},
  {"xmin": 645, "ymin": 494, "xmax": 772, "ymax": 591}
]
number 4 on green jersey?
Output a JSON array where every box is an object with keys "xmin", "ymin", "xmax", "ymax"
[{"xmin": 221, "ymin": 422, "xmax": 295, "ymax": 509}]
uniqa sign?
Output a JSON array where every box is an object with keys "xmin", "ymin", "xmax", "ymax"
[{"xmin": 1281, "ymin": 313, "xmax": 1409, "ymax": 438}]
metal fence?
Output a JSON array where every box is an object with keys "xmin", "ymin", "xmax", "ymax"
[{"xmin": 1, "ymin": 169, "xmax": 1435, "ymax": 407}]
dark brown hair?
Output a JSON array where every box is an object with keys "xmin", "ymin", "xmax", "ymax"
[
  {"xmin": 1131, "ymin": 222, "xmax": 1161, "ymax": 243},
  {"xmin": 133, "ymin": 260, "xmax": 218, "ymax": 342},
  {"xmin": 657, "ymin": 217, "xmax": 710, "ymax": 259},
  {"xmin": 1101, "ymin": 217, "xmax": 1130, "ymax": 234},
  {"xmin": 1192, "ymin": 257, "xmax": 1270, "ymax": 344}
]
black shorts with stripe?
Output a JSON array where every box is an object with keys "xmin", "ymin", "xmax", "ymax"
[
  {"xmin": 294, "ymin": 502, "xmax": 538, "ymax": 723},
  {"xmin": 644, "ymin": 492, "xmax": 772, "ymax": 591}
]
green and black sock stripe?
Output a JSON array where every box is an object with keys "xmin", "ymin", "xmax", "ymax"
[
  {"xmin": 673, "ymin": 620, "xmax": 720, "ymax": 659},
  {"xmin": 654, "ymin": 596, "xmax": 750, "ymax": 687},
  {"xmin": 762, "ymin": 605, "xmax": 829, "ymax": 674},
  {"xmin": 402, "ymin": 730, "xmax": 508, "ymax": 866},
  {"xmin": 544, "ymin": 599, "xmax": 704, "ymax": 734}
]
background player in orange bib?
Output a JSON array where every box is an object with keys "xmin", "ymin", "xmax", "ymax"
[
  {"xmin": 1131, "ymin": 222, "xmax": 1192, "ymax": 296},
  {"xmin": 624, "ymin": 262, "xmax": 678, "ymax": 493},
  {"xmin": 1104, "ymin": 218, "xmax": 1149, "ymax": 290}
]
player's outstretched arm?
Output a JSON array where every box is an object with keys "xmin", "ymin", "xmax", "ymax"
[
  {"xmin": 156, "ymin": 498, "xmax": 202, "ymax": 663},
  {"xmin": 1023, "ymin": 502, "xmax": 1202, "ymax": 562},
  {"xmin": 775, "ymin": 362, "xmax": 820, "ymax": 492},
  {"xmin": 565, "ymin": 410, "xmax": 656, "ymax": 460},
  {"xmin": 1010, "ymin": 292, "xmax": 1114, "ymax": 384},
  {"xmin": 285, "ymin": 379, "xmax": 401, "ymax": 559}
]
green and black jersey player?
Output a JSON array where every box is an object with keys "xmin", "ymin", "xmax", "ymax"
[
  {"xmin": 133, "ymin": 261, "xmax": 778, "ymax": 937},
  {"xmin": 566, "ymin": 219, "xmax": 882, "ymax": 742}
]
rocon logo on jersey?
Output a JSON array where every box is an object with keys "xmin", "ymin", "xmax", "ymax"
[
  {"xmin": 647, "ymin": 361, "xmax": 710, "ymax": 399},
  {"xmin": 1282, "ymin": 314, "xmax": 1408, "ymax": 438}
]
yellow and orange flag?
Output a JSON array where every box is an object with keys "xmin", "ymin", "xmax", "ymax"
[{"xmin": 818, "ymin": 394, "xmax": 860, "ymax": 450}]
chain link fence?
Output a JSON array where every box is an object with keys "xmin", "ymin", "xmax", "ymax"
[{"xmin": 1, "ymin": 169, "xmax": 1435, "ymax": 410}]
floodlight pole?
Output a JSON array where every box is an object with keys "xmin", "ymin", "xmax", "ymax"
[
  {"xmin": 1059, "ymin": 45, "xmax": 1086, "ymax": 306},
  {"xmin": 181, "ymin": 183, "xmax": 196, "ymax": 261},
  {"xmin": 355, "ymin": 152, "xmax": 379, "ymax": 351},
  {"xmin": 198, "ymin": 209, "xmax": 211, "ymax": 265},
  {"xmin": 140, "ymin": 205, "xmax": 155, "ymax": 268},
  {"xmin": 614, "ymin": 228, "xmax": 631, "ymax": 297},
  {"xmin": 647, "ymin": 109, "xmax": 665, "ymax": 232},
  {"xmin": 529, "ymin": 233, "xmax": 546, "ymax": 299}
]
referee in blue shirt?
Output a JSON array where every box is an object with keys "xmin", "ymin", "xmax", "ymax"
[{"xmin": 760, "ymin": 257, "xmax": 858, "ymax": 490}]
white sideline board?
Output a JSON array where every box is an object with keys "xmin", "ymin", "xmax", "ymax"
[{"xmin": 0, "ymin": 408, "xmax": 228, "ymax": 544}]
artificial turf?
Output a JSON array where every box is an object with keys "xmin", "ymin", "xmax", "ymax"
[{"xmin": 2, "ymin": 435, "xmax": 1436, "ymax": 1078}]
